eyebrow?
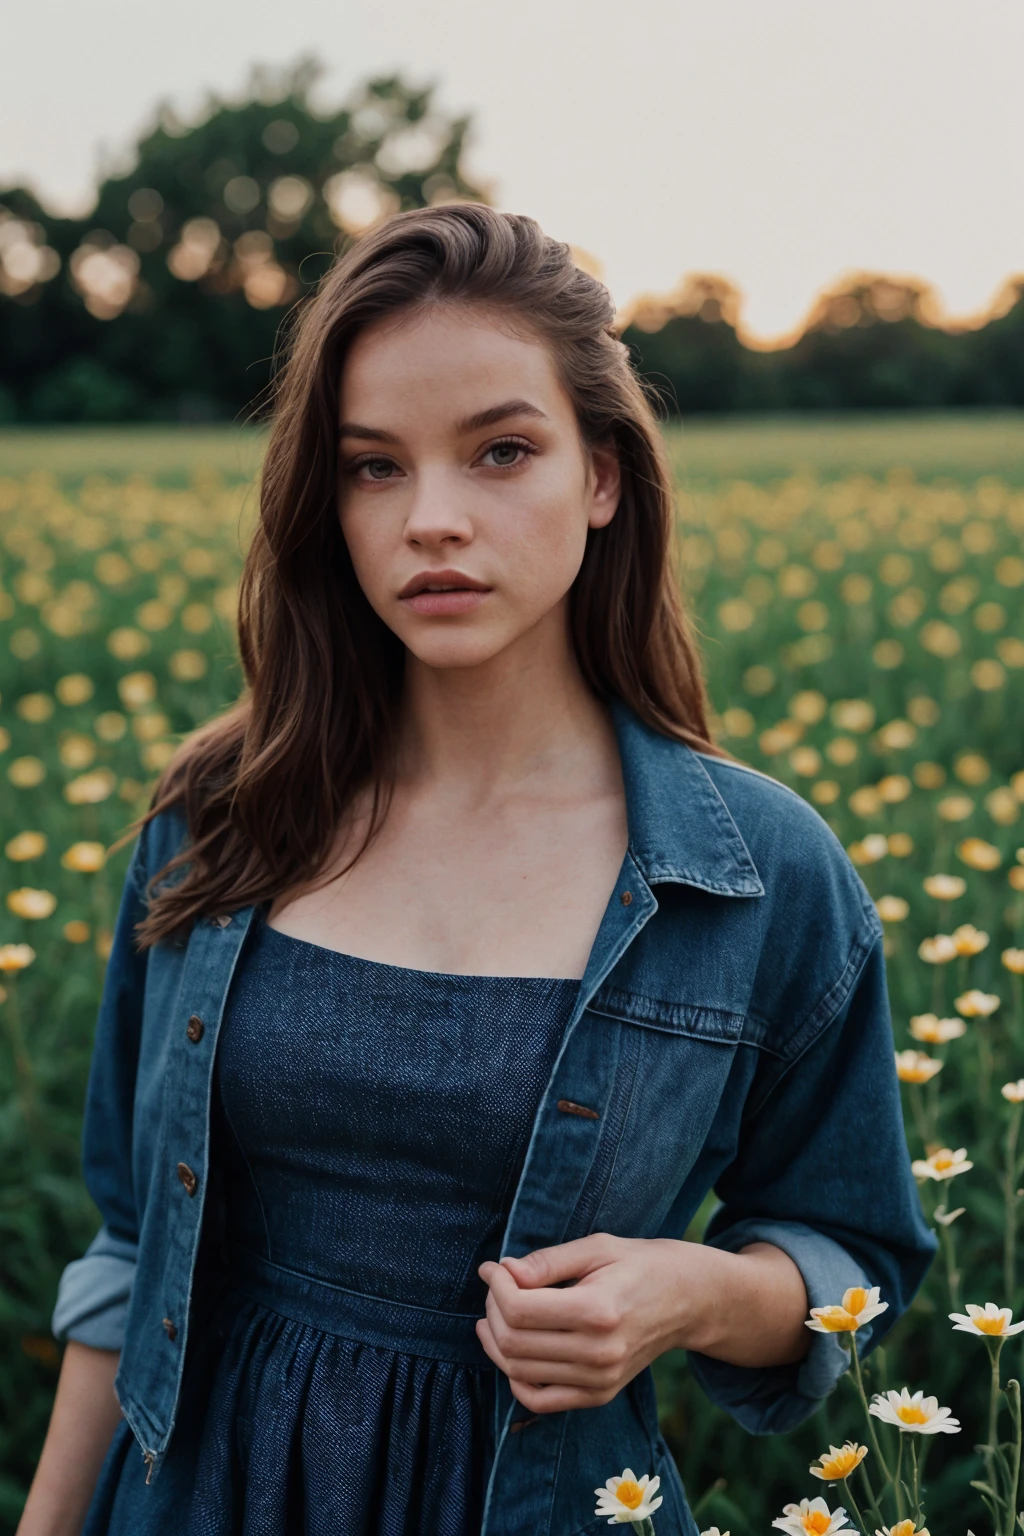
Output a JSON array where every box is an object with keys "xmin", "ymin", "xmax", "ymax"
[{"xmin": 338, "ymin": 398, "xmax": 550, "ymax": 444}]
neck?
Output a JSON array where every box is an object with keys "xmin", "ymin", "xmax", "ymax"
[{"xmin": 397, "ymin": 609, "xmax": 619, "ymax": 802}]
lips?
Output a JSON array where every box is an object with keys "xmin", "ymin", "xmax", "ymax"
[{"xmin": 397, "ymin": 569, "xmax": 492, "ymax": 618}]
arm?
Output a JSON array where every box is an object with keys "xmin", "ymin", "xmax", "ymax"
[
  {"xmin": 22, "ymin": 825, "xmax": 153, "ymax": 1526},
  {"xmin": 16, "ymin": 1344, "xmax": 122, "ymax": 1536}
]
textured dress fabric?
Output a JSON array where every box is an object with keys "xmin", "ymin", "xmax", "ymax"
[{"xmin": 85, "ymin": 906, "xmax": 580, "ymax": 1536}]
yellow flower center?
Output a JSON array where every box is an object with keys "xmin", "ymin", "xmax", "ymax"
[
  {"xmin": 974, "ymin": 1315, "xmax": 1006, "ymax": 1335},
  {"xmin": 822, "ymin": 1450, "xmax": 856, "ymax": 1477},
  {"xmin": 803, "ymin": 1514, "xmax": 832, "ymax": 1535},
  {"xmin": 896, "ymin": 1403, "xmax": 930, "ymax": 1425},
  {"xmin": 932, "ymin": 1155, "xmax": 953, "ymax": 1171},
  {"xmin": 615, "ymin": 1480, "xmax": 643, "ymax": 1509}
]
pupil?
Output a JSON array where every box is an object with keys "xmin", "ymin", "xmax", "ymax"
[
  {"xmin": 494, "ymin": 444, "xmax": 517, "ymax": 464},
  {"xmin": 369, "ymin": 460, "xmax": 390, "ymax": 479}
]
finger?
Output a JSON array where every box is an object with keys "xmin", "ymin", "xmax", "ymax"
[
  {"xmin": 507, "ymin": 1375, "xmax": 619, "ymax": 1414},
  {"xmin": 476, "ymin": 1319, "xmax": 620, "ymax": 1391},
  {"xmin": 485, "ymin": 1301, "xmax": 629, "ymax": 1368},
  {"xmin": 480, "ymin": 1259, "xmax": 588, "ymax": 1331},
  {"xmin": 499, "ymin": 1233, "xmax": 622, "ymax": 1290}
]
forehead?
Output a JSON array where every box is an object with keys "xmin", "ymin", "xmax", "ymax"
[{"xmin": 338, "ymin": 303, "xmax": 572, "ymax": 423}]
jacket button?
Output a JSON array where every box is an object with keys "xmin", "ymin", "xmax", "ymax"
[
  {"xmin": 210, "ymin": 913, "xmax": 232, "ymax": 928},
  {"xmin": 162, "ymin": 1317, "xmax": 177, "ymax": 1341},
  {"xmin": 186, "ymin": 1014, "xmax": 204, "ymax": 1043},
  {"xmin": 176, "ymin": 1161, "xmax": 198, "ymax": 1197},
  {"xmin": 621, "ymin": 890, "xmax": 633, "ymax": 906}
]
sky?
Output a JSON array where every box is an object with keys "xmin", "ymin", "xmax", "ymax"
[{"xmin": 3, "ymin": 0, "xmax": 1023, "ymax": 343}]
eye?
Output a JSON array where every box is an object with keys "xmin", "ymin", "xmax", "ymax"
[
  {"xmin": 480, "ymin": 436, "xmax": 536, "ymax": 470},
  {"xmin": 349, "ymin": 455, "xmax": 399, "ymax": 482}
]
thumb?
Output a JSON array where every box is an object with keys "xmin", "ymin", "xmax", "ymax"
[{"xmin": 501, "ymin": 1234, "xmax": 619, "ymax": 1289}]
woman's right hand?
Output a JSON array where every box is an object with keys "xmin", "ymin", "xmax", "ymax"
[{"xmin": 16, "ymin": 1342, "xmax": 122, "ymax": 1536}]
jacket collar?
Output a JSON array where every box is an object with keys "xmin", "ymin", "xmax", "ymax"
[{"xmin": 610, "ymin": 699, "xmax": 764, "ymax": 898}]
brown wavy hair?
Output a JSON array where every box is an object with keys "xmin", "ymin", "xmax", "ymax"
[{"xmin": 125, "ymin": 202, "xmax": 725, "ymax": 949}]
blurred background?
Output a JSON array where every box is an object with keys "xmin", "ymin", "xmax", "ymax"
[{"xmin": 2, "ymin": 3, "xmax": 1024, "ymax": 1531}]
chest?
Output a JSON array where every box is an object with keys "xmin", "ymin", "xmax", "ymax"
[{"xmin": 267, "ymin": 787, "xmax": 628, "ymax": 978}]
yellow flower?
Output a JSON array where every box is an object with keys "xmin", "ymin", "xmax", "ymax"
[
  {"xmin": 955, "ymin": 989, "xmax": 1000, "ymax": 1018},
  {"xmin": 63, "ymin": 920, "xmax": 91, "ymax": 944},
  {"xmin": 1010, "ymin": 867, "xmax": 1024, "ymax": 892},
  {"xmin": 6, "ymin": 888, "xmax": 57, "ymax": 920},
  {"xmin": 8, "ymin": 756, "xmax": 46, "ymax": 788},
  {"xmin": 55, "ymin": 673, "xmax": 95, "ymax": 706},
  {"xmin": 950, "ymin": 923, "xmax": 989, "ymax": 955},
  {"xmin": 0, "ymin": 943, "xmax": 36, "ymax": 972},
  {"xmin": 1002, "ymin": 949, "xmax": 1024, "ymax": 975},
  {"xmin": 949, "ymin": 1302, "xmax": 1024, "ymax": 1338},
  {"xmin": 888, "ymin": 832, "xmax": 914, "ymax": 857},
  {"xmin": 912, "ymin": 1147, "xmax": 973, "ymax": 1181},
  {"xmin": 895, "ymin": 1050, "xmax": 943, "ymax": 1084},
  {"xmin": 875, "ymin": 895, "xmax": 909, "ymax": 922},
  {"xmin": 5, "ymin": 831, "xmax": 47, "ymax": 861},
  {"xmin": 868, "ymin": 1387, "xmax": 960, "ymax": 1434},
  {"xmin": 909, "ymin": 1014, "xmax": 966, "ymax": 1044},
  {"xmin": 876, "ymin": 1523, "xmax": 931, "ymax": 1536},
  {"xmin": 957, "ymin": 836, "xmax": 1002, "ymax": 871},
  {"xmin": 61, "ymin": 842, "xmax": 107, "ymax": 873},
  {"xmin": 772, "ymin": 1497, "xmax": 850, "ymax": 1536},
  {"xmin": 63, "ymin": 768, "xmax": 117, "ymax": 805},
  {"xmin": 922, "ymin": 873, "xmax": 966, "ymax": 900},
  {"xmin": 593, "ymin": 1468, "xmax": 663, "ymax": 1524},
  {"xmin": 1001, "ymin": 1081, "xmax": 1024, "ymax": 1103},
  {"xmin": 806, "ymin": 1285, "xmax": 888, "ymax": 1335},
  {"xmin": 809, "ymin": 1441, "xmax": 868, "ymax": 1481},
  {"xmin": 918, "ymin": 935, "xmax": 957, "ymax": 964},
  {"xmin": 937, "ymin": 794, "xmax": 974, "ymax": 822}
]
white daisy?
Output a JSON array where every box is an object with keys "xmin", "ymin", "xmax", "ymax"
[
  {"xmin": 771, "ymin": 1495, "xmax": 851, "ymax": 1534},
  {"xmin": 868, "ymin": 1387, "xmax": 961, "ymax": 1434},
  {"xmin": 805, "ymin": 1285, "xmax": 889, "ymax": 1334},
  {"xmin": 949, "ymin": 1302, "xmax": 1024, "ymax": 1338},
  {"xmin": 593, "ymin": 1468, "xmax": 664, "ymax": 1525}
]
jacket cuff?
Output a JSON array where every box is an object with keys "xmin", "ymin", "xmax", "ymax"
[
  {"xmin": 686, "ymin": 1217, "xmax": 871, "ymax": 1435},
  {"xmin": 51, "ymin": 1229, "xmax": 137, "ymax": 1352}
]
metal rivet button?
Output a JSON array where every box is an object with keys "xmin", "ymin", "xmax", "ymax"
[
  {"xmin": 162, "ymin": 1317, "xmax": 177, "ymax": 1341},
  {"xmin": 210, "ymin": 913, "xmax": 232, "ymax": 928},
  {"xmin": 176, "ymin": 1161, "xmax": 198, "ymax": 1197},
  {"xmin": 621, "ymin": 891, "xmax": 633, "ymax": 906},
  {"xmin": 186, "ymin": 1014, "xmax": 204, "ymax": 1043}
]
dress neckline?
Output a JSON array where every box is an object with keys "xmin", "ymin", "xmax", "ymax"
[{"xmin": 256, "ymin": 905, "xmax": 582, "ymax": 986}]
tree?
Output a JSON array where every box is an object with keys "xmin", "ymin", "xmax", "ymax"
[{"xmin": 0, "ymin": 58, "xmax": 489, "ymax": 423}]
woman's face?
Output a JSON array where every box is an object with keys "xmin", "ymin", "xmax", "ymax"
[{"xmin": 336, "ymin": 302, "xmax": 621, "ymax": 673}]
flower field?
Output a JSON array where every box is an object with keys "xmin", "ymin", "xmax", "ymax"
[{"xmin": 1, "ymin": 417, "xmax": 1024, "ymax": 1531}]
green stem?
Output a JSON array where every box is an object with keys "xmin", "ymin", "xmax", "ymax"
[
  {"xmin": 849, "ymin": 1334, "xmax": 893, "ymax": 1483},
  {"xmin": 841, "ymin": 1475, "xmax": 871, "ymax": 1536},
  {"xmin": 893, "ymin": 1433, "xmax": 906, "ymax": 1520},
  {"xmin": 908, "ymin": 1083, "xmax": 931, "ymax": 1151},
  {"xmin": 939, "ymin": 1219, "xmax": 962, "ymax": 1313},
  {"xmin": 990, "ymin": 1337, "xmax": 1007, "ymax": 1455},
  {"xmin": 856, "ymin": 1460, "xmax": 885, "ymax": 1530},
  {"xmin": 910, "ymin": 1436, "xmax": 922, "ymax": 1522},
  {"xmin": 1002, "ymin": 1378, "xmax": 1022, "ymax": 1536},
  {"xmin": 1007, "ymin": 1107, "xmax": 1023, "ymax": 1307}
]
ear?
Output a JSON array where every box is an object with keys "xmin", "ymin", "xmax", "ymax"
[{"xmin": 586, "ymin": 441, "xmax": 621, "ymax": 530}]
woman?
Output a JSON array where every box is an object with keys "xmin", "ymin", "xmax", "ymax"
[{"xmin": 20, "ymin": 204, "xmax": 935, "ymax": 1536}]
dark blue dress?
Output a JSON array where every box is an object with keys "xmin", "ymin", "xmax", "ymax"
[{"xmin": 86, "ymin": 906, "xmax": 579, "ymax": 1535}]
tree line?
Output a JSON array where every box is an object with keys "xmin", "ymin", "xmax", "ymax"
[{"xmin": 2, "ymin": 60, "xmax": 1022, "ymax": 423}]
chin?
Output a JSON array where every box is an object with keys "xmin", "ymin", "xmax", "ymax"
[{"xmin": 402, "ymin": 632, "xmax": 514, "ymax": 672}]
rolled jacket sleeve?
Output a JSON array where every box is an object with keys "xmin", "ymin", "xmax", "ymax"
[
  {"xmin": 51, "ymin": 823, "xmax": 151, "ymax": 1350},
  {"xmin": 686, "ymin": 932, "xmax": 938, "ymax": 1435}
]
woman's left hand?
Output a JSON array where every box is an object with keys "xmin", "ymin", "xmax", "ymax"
[{"xmin": 476, "ymin": 1232, "xmax": 701, "ymax": 1414}]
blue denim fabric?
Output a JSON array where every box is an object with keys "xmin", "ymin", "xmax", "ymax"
[{"xmin": 52, "ymin": 699, "xmax": 937, "ymax": 1536}]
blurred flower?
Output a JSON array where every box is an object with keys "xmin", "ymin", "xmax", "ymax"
[
  {"xmin": 772, "ymin": 1497, "xmax": 850, "ymax": 1536},
  {"xmin": 869, "ymin": 1387, "xmax": 960, "ymax": 1434},
  {"xmin": 6, "ymin": 887, "xmax": 57, "ymax": 919},
  {"xmin": 949, "ymin": 1302, "xmax": 1024, "ymax": 1338},
  {"xmin": 912, "ymin": 1147, "xmax": 973, "ymax": 1181},
  {"xmin": 55, "ymin": 672, "xmax": 94, "ymax": 706},
  {"xmin": 937, "ymin": 795, "xmax": 975, "ymax": 822},
  {"xmin": 910, "ymin": 1013, "xmax": 966, "ymax": 1044},
  {"xmin": 1002, "ymin": 949, "xmax": 1024, "ymax": 974},
  {"xmin": 954, "ymin": 752, "xmax": 991, "ymax": 785},
  {"xmin": 593, "ymin": 1468, "xmax": 663, "ymax": 1524},
  {"xmin": 0, "ymin": 943, "xmax": 36, "ymax": 972},
  {"xmin": 877, "ymin": 775, "xmax": 912, "ymax": 804},
  {"xmin": 806, "ymin": 1286, "xmax": 888, "ymax": 1335},
  {"xmin": 809, "ymin": 1442, "xmax": 868, "ymax": 1482},
  {"xmin": 64, "ymin": 769, "xmax": 117, "ymax": 805},
  {"xmin": 888, "ymin": 832, "xmax": 914, "ymax": 857},
  {"xmin": 8, "ymin": 756, "xmax": 46, "ymax": 787},
  {"xmin": 895, "ymin": 1049, "xmax": 943, "ymax": 1084},
  {"xmin": 918, "ymin": 935, "xmax": 957, "ymax": 964},
  {"xmin": 62, "ymin": 920, "xmax": 90, "ymax": 944},
  {"xmin": 875, "ymin": 1523, "xmax": 930, "ymax": 1536},
  {"xmin": 61, "ymin": 842, "xmax": 106, "ymax": 873},
  {"xmin": 5, "ymin": 831, "xmax": 47, "ymax": 861},
  {"xmin": 922, "ymin": 874, "xmax": 966, "ymax": 900},
  {"xmin": 876, "ymin": 896, "xmax": 909, "ymax": 922},
  {"xmin": 831, "ymin": 699, "xmax": 875, "ymax": 732},
  {"xmin": 1001, "ymin": 1081, "xmax": 1024, "ymax": 1103},
  {"xmin": 951, "ymin": 923, "xmax": 989, "ymax": 955},
  {"xmin": 1010, "ymin": 867, "xmax": 1024, "ymax": 893},
  {"xmin": 955, "ymin": 990, "xmax": 1000, "ymax": 1018},
  {"xmin": 957, "ymin": 837, "xmax": 1002, "ymax": 871}
]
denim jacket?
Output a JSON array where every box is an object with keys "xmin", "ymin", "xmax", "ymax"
[{"xmin": 52, "ymin": 700, "xmax": 936, "ymax": 1535}]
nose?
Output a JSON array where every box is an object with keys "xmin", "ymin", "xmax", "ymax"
[{"xmin": 402, "ymin": 468, "xmax": 474, "ymax": 550}]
